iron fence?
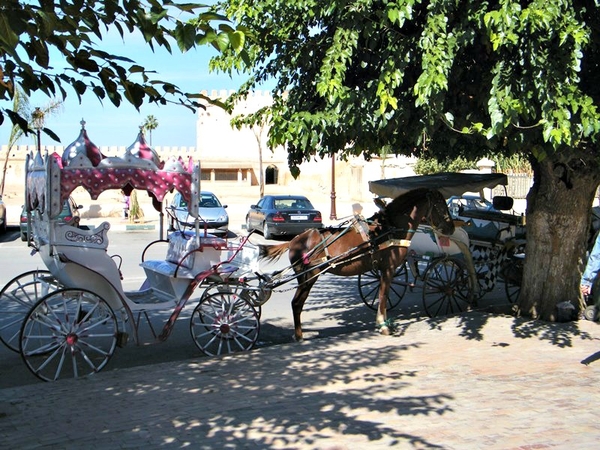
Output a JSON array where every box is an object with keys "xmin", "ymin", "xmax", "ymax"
[{"xmin": 492, "ymin": 173, "xmax": 532, "ymax": 199}]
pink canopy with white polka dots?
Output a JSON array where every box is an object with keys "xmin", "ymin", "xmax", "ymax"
[{"xmin": 26, "ymin": 122, "xmax": 200, "ymax": 219}]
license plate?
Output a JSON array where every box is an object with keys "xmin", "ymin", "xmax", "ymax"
[{"xmin": 290, "ymin": 215, "xmax": 308, "ymax": 220}]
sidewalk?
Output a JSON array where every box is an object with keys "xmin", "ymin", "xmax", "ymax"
[{"xmin": 0, "ymin": 312, "xmax": 599, "ymax": 449}]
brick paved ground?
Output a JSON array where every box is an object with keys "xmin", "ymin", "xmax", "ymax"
[{"xmin": 0, "ymin": 312, "xmax": 598, "ymax": 449}]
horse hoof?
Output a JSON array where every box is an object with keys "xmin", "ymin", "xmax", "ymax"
[
  {"xmin": 378, "ymin": 326, "xmax": 390, "ymax": 336},
  {"xmin": 293, "ymin": 335, "xmax": 304, "ymax": 342}
]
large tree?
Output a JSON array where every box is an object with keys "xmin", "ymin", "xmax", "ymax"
[
  {"xmin": 0, "ymin": 0, "xmax": 247, "ymax": 140},
  {"xmin": 212, "ymin": 0, "xmax": 600, "ymax": 321}
]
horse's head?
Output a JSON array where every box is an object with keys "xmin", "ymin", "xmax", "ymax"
[
  {"xmin": 382, "ymin": 188, "xmax": 454, "ymax": 236},
  {"xmin": 423, "ymin": 189, "xmax": 455, "ymax": 235}
]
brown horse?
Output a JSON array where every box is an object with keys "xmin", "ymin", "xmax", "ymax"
[{"xmin": 258, "ymin": 188, "xmax": 455, "ymax": 341}]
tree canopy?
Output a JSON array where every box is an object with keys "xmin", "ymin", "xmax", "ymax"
[
  {"xmin": 213, "ymin": 0, "xmax": 600, "ymax": 321},
  {"xmin": 0, "ymin": 0, "xmax": 248, "ymax": 140},
  {"xmin": 213, "ymin": 0, "xmax": 600, "ymax": 175}
]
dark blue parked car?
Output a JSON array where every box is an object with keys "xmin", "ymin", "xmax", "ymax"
[{"xmin": 245, "ymin": 195, "xmax": 323, "ymax": 239}]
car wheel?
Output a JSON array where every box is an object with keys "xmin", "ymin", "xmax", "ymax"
[
  {"xmin": 245, "ymin": 216, "xmax": 253, "ymax": 232},
  {"xmin": 0, "ymin": 217, "xmax": 6, "ymax": 234},
  {"xmin": 21, "ymin": 232, "xmax": 27, "ymax": 242},
  {"xmin": 263, "ymin": 222, "xmax": 272, "ymax": 240}
]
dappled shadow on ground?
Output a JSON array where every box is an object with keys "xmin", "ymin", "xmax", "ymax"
[
  {"xmin": 3, "ymin": 270, "xmax": 600, "ymax": 447},
  {"xmin": 260, "ymin": 270, "xmax": 597, "ymax": 351},
  {"xmin": 286, "ymin": 272, "xmax": 426, "ymax": 339},
  {"xmin": 509, "ymin": 315, "xmax": 595, "ymax": 347},
  {"xmin": 1, "ymin": 332, "xmax": 453, "ymax": 448},
  {"xmin": 397, "ymin": 303, "xmax": 596, "ymax": 350}
]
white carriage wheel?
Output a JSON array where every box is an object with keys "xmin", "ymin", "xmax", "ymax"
[
  {"xmin": 422, "ymin": 257, "xmax": 474, "ymax": 318},
  {"xmin": 200, "ymin": 280, "xmax": 270, "ymax": 319},
  {"xmin": 20, "ymin": 288, "xmax": 118, "ymax": 382},
  {"xmin": 190, "ymin": 291, "xmax": 260, "ymax": 356},
  {"xmin": 0, "ymin": 270, "xmax": 61, "ymax": 353},
  {"xmin": 357, "ymin": 263, "xmax": 408, "ymax": 311}
]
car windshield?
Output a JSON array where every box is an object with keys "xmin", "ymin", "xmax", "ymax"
[
  {"xmin": 274, "ymin": 198, "xmax": 312, "ymax": 210},
  {"xmin": 200, "ymin": 195, "xmax": 220, "ymax": 208},
  {"xmin": 174, "ymin": 194, "xmax": 220, "ymax": 209}
]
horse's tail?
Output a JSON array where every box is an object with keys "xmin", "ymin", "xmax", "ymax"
[{"xmin": 258, "ymin": 242, "xmax": 290, "ymax": 262}]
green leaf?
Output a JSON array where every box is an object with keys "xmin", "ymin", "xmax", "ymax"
[
  {"xmin": 174, "ymin": 23, "xmax": 197, "ymax": 52},
  {"xmin": 229, "ymin": 31, "xmax": 245, "ymax": 53},
  {"xmin": 214, "ymin": 32, "xmax": 230, "ymax": 52},
  {"xmin": 0, "ymin": 15, "xmax": 19, "ymax": 49}
]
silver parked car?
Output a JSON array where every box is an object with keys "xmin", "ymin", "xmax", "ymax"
[
  {"xmin": 168, "ymin": 191, "xmax": 229, "ymax": 236},
  {"xmin": 20, "ymin": 197, "xmax": 81, "ymax": 241}
]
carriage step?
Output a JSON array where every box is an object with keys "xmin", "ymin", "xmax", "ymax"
[{"xmin": 126, "ymin": 289, "xmax": 173, "ymax": 305}]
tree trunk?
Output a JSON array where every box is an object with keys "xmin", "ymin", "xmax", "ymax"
[
  {"xmin": 253, "ymin": 125, "xmax": 265, "ymax": 198},
  {"xmin": 518, "ymin": 155, "xmax": 600, "ymax": 321},
  {"xmin": 0, "ymin": 145, "xmax": 12, "ymax": 197}
]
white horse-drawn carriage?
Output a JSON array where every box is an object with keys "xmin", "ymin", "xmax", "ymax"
[{"xmin": 0, "ymin": 127, "xmax": 269, "ymax": 381}]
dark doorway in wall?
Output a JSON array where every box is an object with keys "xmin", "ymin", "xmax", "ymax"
[{"xmin": 266, "ymin": 165, "xmax": 278, "ymax": 184}]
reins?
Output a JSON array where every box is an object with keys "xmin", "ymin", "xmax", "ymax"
[{"xmin": 266, "ymin": 218, "xmax": 417, "ymax": 291}]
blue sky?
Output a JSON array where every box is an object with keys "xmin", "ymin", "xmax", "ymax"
[{"xmin": 1, "ymin": 28, "xmax": 261, "ymax": 149}]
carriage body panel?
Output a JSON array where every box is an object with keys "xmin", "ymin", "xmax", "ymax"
[
  {"xmin": 410, "ymin": 225, "xmax": 469, "ymax": 258},
  {"xmin": 37, "ymin": 221, "xmax": 127, "ymax": 311}
]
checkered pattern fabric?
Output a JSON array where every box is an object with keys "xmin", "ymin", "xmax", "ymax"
[{"xmin": 470, "ymin": 242, "xmax": 509, "ymax": 295}]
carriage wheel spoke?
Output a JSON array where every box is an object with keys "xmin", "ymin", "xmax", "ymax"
[
  {"xmin": 20, "ymin": 289, "xmax": 118, "ymax": 382},
  {"xmin": 191, "ymin": 292, "xmax": 259, "ymax": 357},
  {"xmin": 423, "ymin": 258, "xmax": 473, "ymax": 318}
]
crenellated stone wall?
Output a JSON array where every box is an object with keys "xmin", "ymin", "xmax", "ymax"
[{"xmin": 1, "ymin": 89, "xmax": 419, "ymax": 206}]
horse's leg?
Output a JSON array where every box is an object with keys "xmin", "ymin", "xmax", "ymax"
[
  {"xmin": 291, "ymin": 271, "xmax": 319, "ymax": 341},
  {"xmin": 376, "ymin": 266, "xmax": 394, "ymax": 335}
]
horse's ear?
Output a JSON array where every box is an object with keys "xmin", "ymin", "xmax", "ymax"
[{"xmin": 374, "ymin": 197, "xmax": 386, "ymax": 211}]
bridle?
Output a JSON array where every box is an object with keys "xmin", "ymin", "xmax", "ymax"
[{"xmin": 424, "ymin": 190, "xmax": 452, "ymax": 233}]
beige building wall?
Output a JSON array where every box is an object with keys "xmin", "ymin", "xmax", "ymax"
[{"xmin": 196, "ymin": 90, "xmax": 417, "ymax": 203}]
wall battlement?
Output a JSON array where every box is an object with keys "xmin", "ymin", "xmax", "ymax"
[{"xmin": 1, "ymin": 144, "xmax": 197, "ymax": 159}]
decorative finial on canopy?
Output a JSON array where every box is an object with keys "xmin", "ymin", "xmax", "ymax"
[
  {"xmin": 124, "ymin": 128, "xmax": 163, "ymax": 169},
  {"xmin": 62, "ymin": 120, "xmax": 105, "ymax": 167}
]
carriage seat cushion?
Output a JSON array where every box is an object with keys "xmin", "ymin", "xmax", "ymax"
[
  {"xmin": 140, "ymin": 260, "xmax": 195, "ymax": 279},
  {"xmin": 166, "ymin": 231, "xmax": 198, "ymax": 269},
  {"xmin": 166, "ymin": 231, "xmax": 227, "ymax": 270}
]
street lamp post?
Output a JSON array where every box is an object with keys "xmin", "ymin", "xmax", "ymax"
[
  {"xmin": 330, "ymin": 153, "xmax": 337, "ymax": 220},
  {"xmin": 32, "ymin": 107, "xmax": 44, "ymax": 152}
]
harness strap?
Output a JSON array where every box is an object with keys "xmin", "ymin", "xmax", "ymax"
[
  {"xmin": 378, "ymin": 238, "xmax": 413, "ymax": 250},
  {"xmin": 353, "ymin": 218, "xmax": 371, "ymax": 242}
]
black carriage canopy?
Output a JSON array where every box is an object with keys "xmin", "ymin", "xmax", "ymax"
[{"xmin": 368, "ymin": 172, "xmax": 509, "ymax": 199}]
